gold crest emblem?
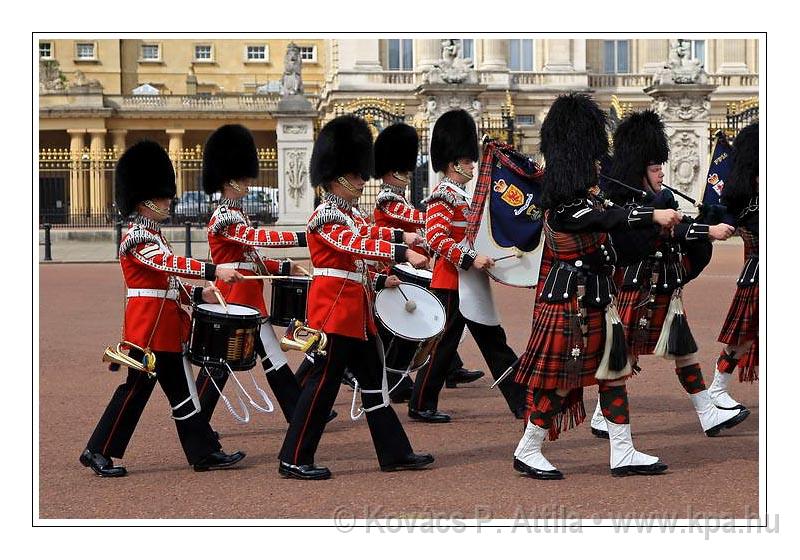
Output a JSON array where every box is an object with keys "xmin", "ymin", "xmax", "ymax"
[{"xmin": 501, "ymin": 184, "xmax": 525, "ymax": 207}]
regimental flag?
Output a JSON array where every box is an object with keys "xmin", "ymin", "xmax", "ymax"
[
  {"xmin": 703, "ymin": 132, "xmax": 733, "ymax": 207},
  {"xmin": 467, "ymin": 139, "xmax": 544, "ymax": 252}
]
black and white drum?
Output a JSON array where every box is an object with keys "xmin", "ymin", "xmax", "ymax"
[
  {"xmin": 189, "ymin": 303, "xmax": 261, "ymax": 371},
  {"xmin": 391, "ymin": 263, "xmax": 433, "ymax": 288},
  {"xmin": 374, "ymin": 283, "xmax": 446, "ymax": 375},
  {"xmin": 270, "ymin": 277, "xmax": 310, "ymax": 327}
]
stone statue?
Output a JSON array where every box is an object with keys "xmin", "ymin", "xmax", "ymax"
[
  {"xmin": 70, "ymin": 70, "xmax": 102, "ymax": 89},
  {"xmin": 426, "ymin": 39, "xmax": 477, "ymax": 85},
  {"xmin": 280, "ymin": 42, "xmax": 304, "ymax": 96},
  {"xmin": 653, "ymin": 39, "xmax": 708, "ymax": 85},
  {"xmin": 39, "ymin": 60, "xmax": 66, "ymax": 92}
]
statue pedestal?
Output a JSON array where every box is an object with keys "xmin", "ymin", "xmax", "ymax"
[
  {"xmin": 275, "ymin": 104, "xmax": 317, "ymax": 226},
  {"xmin": 415, "ymin": 82, "xmax": 487, "ymax": 190},
  {"xmin": 645, "ymin": 82, "xmax": 717, "ymax": 214}
]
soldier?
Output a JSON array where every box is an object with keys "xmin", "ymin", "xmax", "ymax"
[
  {"xmin": 708, "ymin": 122, "xmax": 759, "ymax": 408},
  {"xmin": 408, "ymin": 109, "xmax": 526, "ymax": 423},
  {"xmin": 193, "ymin": 124, "xmax": 311, "ymax": 425},
  {"xmin": 80, "ymin": 141, "xmax": 245, "ymax": 477},
  {"xmin": 513, "ymin": 93, "xmax": 680, "ymax": 479},
  {"xmin": 372, "ymin": 122, "xmax": 484, "ymax": 403},
  {"xmin": 588, "ymin": 110, "xmax": 749, "ymax": 438},
  {"xmin": 278, "ymin": 115, "xmax": 433, "ymax": 480}
]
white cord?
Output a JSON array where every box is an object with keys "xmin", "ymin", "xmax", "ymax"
[{"xmin": 205, "ymin": 365, "xmax": 250, "ymax": 424}]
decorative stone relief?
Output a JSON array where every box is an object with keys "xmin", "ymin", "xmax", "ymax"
[
  {"xmin": 654, "ymin": 95, "xmax": 710, "ymax": 121},
  {"xmin": 285, "ymin": 150, "xmax": 308, "ymax": 208},
  {"xmin": 282, "ymin": 124, "xmax": 308, "ymax": 135},
  {"xmin": 668, "ymin": 131, "xmax": 701, "ymax": 193}
]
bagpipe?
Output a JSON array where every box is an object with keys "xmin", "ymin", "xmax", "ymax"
[{"xmin": 465, "ymin": 138, "xmax": 545, "ymax": 288}]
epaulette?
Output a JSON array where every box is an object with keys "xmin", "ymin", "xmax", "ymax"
[
  {"xmin": 376, "ymin": 189, "xmax": 407, "ymax": 207},
  {"xmin": 209, "ymin": 204, "xmax": 246, "ymax": 234},
  {"xmin": 119, "ymin": 224, "xmax": 162, "ymax": 257},
  {"xmin": 307, "ymin": 202, "xmax": 354, "ymax": 232},
  {"xmin": 422, "ymin": 184, "xmax": 459, "ymax": 207}
]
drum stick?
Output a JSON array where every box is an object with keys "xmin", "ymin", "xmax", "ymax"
[
  {"xmin": 295, "ymin": 265, "xmax": 311, "ymax": 277},
  {"xmin": 239, "ymin": 275, "xmax": 298, "ymax": 280},
  {"xmin": 494, "ymin": 248, "xmax": 525, "ymax": 262},
  {"xmin": 396, "ymin": 285, "xmax": 417, "ymax": 312},
  {"xmin": 490, "ymin": 358, "xmax": 520, "ymax": 389},
  {"xmin": 209, "ymin": 281, "xmax": 228, "ymax": 312}
]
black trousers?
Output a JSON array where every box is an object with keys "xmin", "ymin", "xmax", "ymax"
[
  {"xmin": 86, "ymin": 350, "xmax": 220, "ymax": 465},
  {"xmin": 195, "ymin": 324, "xmax": 301, "ymax": 423},
  {"xmin": 279, "ymin": 334, "xmax": 413, "ymax": 467},
  {"xmin": 409, "ymin": 288, "xmax": 526, "ymax": 414}
]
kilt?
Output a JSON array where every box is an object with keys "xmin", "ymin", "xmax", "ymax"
[
  {"xmin": 718, "ymin": 283, "xmax": 758, "ymax": 346},
  {"xmin": 514, "ymin": 299, "xmax": 606, "ymax": 390},
  {"xmin": 616, "ymin": 288, "xmax": 673, "ymax": 359}
]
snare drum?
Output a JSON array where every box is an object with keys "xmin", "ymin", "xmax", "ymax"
[
  {"xmin": 269, "ymin": 277, "xmax": 310, "ymax": 327},
  {"xmin": 390, "ymin": 263, "xmax": 433, "ymax": 288},
  {"xmin": 189, "ymin": 303, "xmax": 261, "ymax": 371},
  {"xmin": 375, "ymin": 283, "xmax": 446, "ymax": 374}
]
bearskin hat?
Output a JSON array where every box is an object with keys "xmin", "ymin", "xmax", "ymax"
[
  {"xmin": 115, "ymin": 140, "xmax": 176, "ymax": 217},
  {"xmin": 202, "ymin": 124, "xmax": 260, "ymax": 194},
  {"xmin": 430, "ymin": 109, "xmax": 479, "ymax": 173},
  {"xmin": 310, "ymin": 115, "xmax": 374, "ymax": 188},
  {"xmin": 540, "ymin": 92, "xmax": 609, "ymax": 209},
  {"xmin": 374, "ymin": 123, "xmax": 419, "ymax": 177},
  {"xmin": 722, "ymin": 122, "xmax": 759, "ymax": 215},
  {"xmin": 607, "ymin": 110, "xmax": 669, "ymax": 202}
]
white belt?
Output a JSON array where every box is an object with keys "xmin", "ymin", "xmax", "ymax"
[
  {"xmin": 452, "ymin": 221, "xmax": 467, "ymax": 227},
  {"xmin": 127, "ymin": 288, "xmax": 179, "ymax": 300},
  {"xmin": 217, "ymin": 262, "xmax": 258, "ymax": 272},
  {"xmin": 313, "ymin": 268, "xmax": 363, "ymax": 282}
]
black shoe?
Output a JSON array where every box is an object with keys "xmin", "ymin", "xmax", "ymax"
[
  {"xmin": 380, "ymin": 452, "xmax": 435, "ymax": 472},
  {"xmin": 193, "ymin": 450, "xmax": 246, "ymax": 472},
  {"xmin": 341, "ymin": 369, "xmax": 357, "ymax": 389},
  {"xmin": 278, "ymin": 461, "xmax": 331, "ymax": 480},
  {"xmin": 611, "ymin": 461, "xmax": 669, "ymax": 477},
  {"xmin": 408, "ymin": 408, "xmax": 451, "ymax": 423},
  {"xmin": 79, "ymin": 449, "xmax": 127, "ymax": 478},
  {"xmin": 445, "ymin": 368, "xmax": 485, "ymax": 388},
  {"xmin": 591, "ymin": 427, "xmax": 609, "ymax": 439},
  {"xmin": 326, "ymin": 410, "xmax": 338, "ymax": 423},
  {"xmin": 513, "ymin": 458, "xmax": 564, "ymax": 480},
  {"xmin": 705, "ymin": 408, "xmax": 751, "ymax": 437}
]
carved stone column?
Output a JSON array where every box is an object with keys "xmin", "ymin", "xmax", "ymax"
[
  {"xmin": 718, "ymin": 39, "xmax": 749, "ymax": 74},
  {"xmin": 67, "ymin": 129, "xmax": 87, "ymax": 218},
  {"xmin": 166, "ymin": 129, "xmax": 185, "ymax": 195},
  {"xmin": 416, "ymin": 39, "xmax": 441, "ymax": 72},
  {"xmin": 275, "ymin": 106, "xmax": 317, "ymax": 225},
  {"xmin": 543, "ymin": 39, "xmax": 573, "ymax": 72},
  {"xmin": 645, "ymin": 82, "xmax": 717, "ymax": 213},
  {"xmin": 479, "ymin": 39, "xmax": 508, "ymax": 71},
  {"xmin": 88, "ymin": 129, "xmax": 107, "ymax": 215}
]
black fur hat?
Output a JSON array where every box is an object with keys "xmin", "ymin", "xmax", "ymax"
[
  {"xmin": 722, "ymin": 122, "xmax": 759, "ymax": 215},
  {"xmin": 202, "ymin": 124, "xmax": 260, "ymax": 194},
  {"xmin": 115, "ymin": 140, "xmax": 176, "ymax": 217},
  {"xmin": 430, "ymin": 109, "xmax": 479, "ymax": 172},
  {"xmin": 607, "ymin": 110, "xmax": 669, "ymax": 202},
  {"xmin": 310, "ymin": 115, "xmax": 374, "ymax": 188},
  {"xmin": 374, "ymin": 123, "xmax": 419, "ymax": 177},
  {"xmin": 540, "ymin": 92, "xmax": 609, "ymax": 208}
]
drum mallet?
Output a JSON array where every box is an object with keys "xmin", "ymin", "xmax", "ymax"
[
  {"xmin": 493, "ymin": 248, "xmax": 525, "ymax": 262},
  {"xmin": 490, "ymin": 358, "xmax": 520, "ymax": 389},
  {"xmin": 396, "ymin": 285, "xmax": 417, "ymax": 313}
]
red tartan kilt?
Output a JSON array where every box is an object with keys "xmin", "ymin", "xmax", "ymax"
[
  {"xmin": 616, "ymin": 289, "xmax": 672, "ymax": 357},
  {"xmin": 718, "ymin": 283, "xmax": 758, "ymax": 345},
  {"xmin": 514, "ymin": 299, "xmax": 605, "ymax": 390}
]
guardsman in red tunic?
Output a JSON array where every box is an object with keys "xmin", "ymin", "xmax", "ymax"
[
  {"xmin": 587, "ymin": 111, "xmax": 749, "ymax": 439},
  {"xmin": 512, "ymin": 94, "xmax": 680, "ymax": 479},
  {"xmin": 193, "ymin": 124, "xmax": 312, "ymax": 424},
  {"xmin": 709, "ymin": 122, "xmax": 759, "ymax": 409},
  {"xmin": 278, "ymin": 115, "xmax": 433, "ymax": 480},
  {"xmin": 372, "ymin": 123, "xmax": 484, "ymax": 402},
  {"xmin": 407, "ymin": 109, "xmax": 527, "ymax": 423},
  {"xmin": 80, "ymin": 141, "xmax": 246, "ymax": 477}
]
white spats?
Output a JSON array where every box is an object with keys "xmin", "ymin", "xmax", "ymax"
[
  {"xmin": 590, "ymin": 398, "xmax": 607, "ymax": 432},
  {"xmin": 514, "ymin": 421, "xmax": 559, "ymax": 472},
  {"xmin": 690, "ymin": 390, "xmax": 746, "ymax": 434},
  {"xmin": 607, "ymin": 421, "xmax": 660, "ymax": 470},
  {"xmin": 708, "ymin": 370, "xmax": 743, "ymax": 410}
]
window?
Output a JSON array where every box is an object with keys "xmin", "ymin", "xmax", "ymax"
[
  {"xmin": 298, "ymin": 46, "xmax": 316, "ymax": 62},
  {"xmin": 76, "ymin": 42, "xmax": 95, "ymax": 60},
  {"xmin": 246, "ymin": 45, "xmax": 268, "ymax": 62},
  {"xmin": 386, "ymin": 39, "xmax": 413, "ymax": 70},
  {"xmin": 451, "ymin": 38, "xmax": 473, "ymax": 60},
  {"xmin": 678, "ymin": 39, "xmax": 706, "ymax": 68},
  {"xmin": 517, "ymin": 115, "xmax": 535, "ymax": 125},
  {"xmin": 141, "ymin": 44, "xmax": 160, "ymax": 61},
  {"xmin": 603, "ymin": 40, "xmax": 630, "ymax": 73},
  {"xmin": 508, "ymin": 39, "xmax": 534, "ymax": 71},
  {"xmin": 194, "ymin": 44, "xmax": 212, "ymax": 62}
]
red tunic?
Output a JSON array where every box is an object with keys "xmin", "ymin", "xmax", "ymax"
[
  {"xmin": 424, "ymin": 178, "xmax": 477, "ymax": 290},
  {"xmin": 373, "ymin": 186, "xmax": 426, "ymax": 231},
  {"xmin": 207, "ymin": 198, "xmax": 305, "ymax": 315},
  {"xmin": 119, "ymin": 216, "xmax": 215, "ymax": 353},
  {"xmin": 306, "ymin": 193, "xmax": 405, "ymax": 340}
]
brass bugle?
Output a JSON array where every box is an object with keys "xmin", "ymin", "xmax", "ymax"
[
  {"xmin": 280, "ymin": 320, "xmax": 328, "ymax": 356},
  {"xmin": 102, "ymin": 341, "xmax": 157, "ymax": 378}
]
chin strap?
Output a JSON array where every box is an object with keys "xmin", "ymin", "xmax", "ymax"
[
  {"xmin": 228, "ymin": 180, "xmax": 244, "ymax": 194},
  {"xmin": 391, "ymin": 172, "xmax": 411, "ymax": 186},
  {"xmin": 142, "ymin": 199, "xmax": 170, "ymax": 219},
  {"xmin": 337, "ymin": 176, "xmax": 363, "ymax": 197},
  {"xmin": 453, "ymin": 163, "xmax": 474, "ymax": 181}
]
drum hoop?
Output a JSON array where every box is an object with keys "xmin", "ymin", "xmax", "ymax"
[
  {"xmin": 193, "ymin": 302, "xmax": 262, "ymax": 320},
  {"xmin": 374, "ymin": 283, "xmax": 446, "ymax": 341}
]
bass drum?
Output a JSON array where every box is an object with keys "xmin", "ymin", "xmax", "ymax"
[
  {"xmin": 189, "ymin": 303, "xmax": 262, "ymax": 371},
  {"xmin": 472, "ymin": 209, "xmax": 543, "ymax": 288}
]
